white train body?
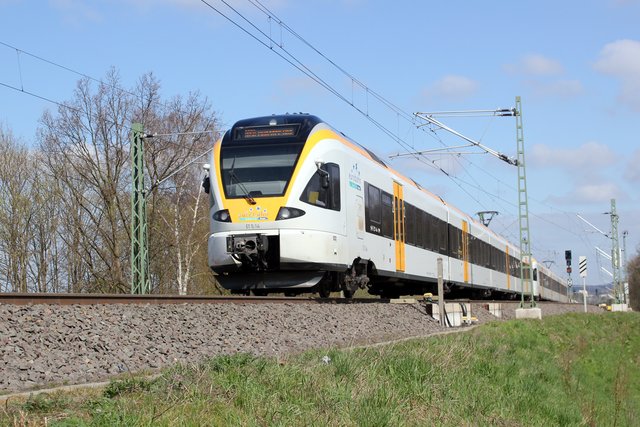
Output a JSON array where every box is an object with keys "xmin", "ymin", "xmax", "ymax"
[
  {"xmin": 532, "ymin": 259, "xmax": 570, "ymax": 302},
  {"xmin": 205, "ymin": 114, "xmax": 568, "ymax": 301}
]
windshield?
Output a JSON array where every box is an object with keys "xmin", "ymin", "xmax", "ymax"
[{"xmin": 220, "ymin": 141, "xmax": 304, "ymax": 198}]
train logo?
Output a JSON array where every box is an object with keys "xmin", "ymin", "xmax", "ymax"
[
  {"xmin": 238, "ymin": 206, "xmax": 268, "ymax": 221},
  {"xmin": 348, "ymin": 163, "xmax": 362, "ymax": 191}
]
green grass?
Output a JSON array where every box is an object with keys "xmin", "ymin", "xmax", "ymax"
[{"xmin": 3, "ymin": 313, "xmax": 639, "ymax": 426}]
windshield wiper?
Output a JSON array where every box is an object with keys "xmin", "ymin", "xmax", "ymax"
[{"xmin": 228, "ymin": 157, "xmax": 256, "ymax": 205}]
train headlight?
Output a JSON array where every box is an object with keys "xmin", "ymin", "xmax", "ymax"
[
  {"xmin": 213, "ymin": 209, "xmax": 231, "ymax": 222},
  {"xmin": 276, "ymin": 206, "xmax": 305, "ymax": 220}
]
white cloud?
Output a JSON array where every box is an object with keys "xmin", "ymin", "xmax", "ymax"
[
  {"xmin": 594, "ymin": 39, "xmax": 640, "ymax": 111},
  {"xmin": 504, "ymin": 54, "xmax": 564, "ymax": 76},
  {"xmin": 575, "ymin": 183, "xmax": 623, "ymax": 203},
  {"xmin": 624, "ymin": 149, "xmax": 640, "ymax": 182},
  {"xmin": 548, "ymin": 182, "xmax": 624, "ymax": 205},
  {"xmin": 529, "ymin": 141, "xmax": 616, "ymax": 170},
  {"xmin": 422, "ymin": 75, "xmax": 478, "ymax": 101},
  {"xmin": 504, "ymin": 54, "xmax": 582, "ymax": 99},
  {"xmin": 525, "ymin": 79, "xmax": 584, "ymax": 98}
]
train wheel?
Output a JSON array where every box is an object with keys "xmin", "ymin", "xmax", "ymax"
[
  {"xmin": 319, "ymin": 288, "xmax": 331, "ymax": 298},
  {"xmin": 252, "ymin": 290, "xmax": 268, "ymax": 296},
  {"xmin": 342, "ymin": 289, "xmax": 354, "ymax": 299},
  {"xmin": 284, "ymin": 291, "xmax": 297, "ymax": 297}
]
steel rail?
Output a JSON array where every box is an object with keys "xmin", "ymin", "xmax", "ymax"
[{"xmin": 0, "ymin": 293, "xmax": 388, "ymax": 306}]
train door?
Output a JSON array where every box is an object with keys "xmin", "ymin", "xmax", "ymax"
[
  {"xmin": 393, "ymin": 182, "xmax": 405, "ymax": 272},
  {"xmin": 462, "ymin": 220, "xmax": 470, "ymax": 283}
]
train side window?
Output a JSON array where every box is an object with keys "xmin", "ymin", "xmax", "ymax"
[
  {"xmin": 469, "ymin": 236, "xmax": 476, "ymax": 265},
  {"xmin": 405, "ymin": 203, "xmax": 415, "ymax": 246},
  {"xmin": 430, "ymin": 215, "xmax": 439, "ymax": 251},
  {"xmin": 448, "ymin": 225, "xmax": 461, "ymax": 259},
  {"xmin": 437, "ymin": 217, "xmax": 448, "ymax": 255},
  {"xmin": 381, "ymin": 191, "xmax": 393, "ymax": 238},
  {"xmin": 365, "ymin": 182, "xmax": 382, "ymax": 235},
  {"xmin": 327, "ymin": 163, "xmax": 341, "ymax": 211},
  {"xmin": 416, "ymin": 209, "xmax": 424, "ymax": 248},
  {"xmin": 483, "ymin": 241, "xmax": 490, "ymax": 268},
  {"xmin": 422, "ymin": 211, "xmax": 431, "ymax": 250},
  {"xmin": 300, "ymin": 163, "xmax": 340, "ymax": 211}
]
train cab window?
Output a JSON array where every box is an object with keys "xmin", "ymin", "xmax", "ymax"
[
  {"xmin": 533, "ymin": 268, "xmax": 538, "ymax": 281},
  {"xmin": 300, "ymin": 163, "xmax": 340, "ymax": 211}
]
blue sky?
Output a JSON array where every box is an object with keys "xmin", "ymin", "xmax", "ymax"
[{"xmin": 1, "ymin": 0, "xmax": 639, "ymax": 288}]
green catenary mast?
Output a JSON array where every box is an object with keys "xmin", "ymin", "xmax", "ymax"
[
  {"xmin": 515, "ymin": 96, "xmax": 535, "ymax": 307},
  {"xmin": 130, "ymin": 123, "xmax": 150, "ymax": 294}
]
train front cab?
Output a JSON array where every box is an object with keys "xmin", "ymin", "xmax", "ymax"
[{"xmin": 206, "ymin": 115, "xmax": 352, "ymax": 295}]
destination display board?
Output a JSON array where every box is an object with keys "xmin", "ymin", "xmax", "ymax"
[{"xmin": 235, "ymin": 124, "xmax": 299, "ymax": 140}]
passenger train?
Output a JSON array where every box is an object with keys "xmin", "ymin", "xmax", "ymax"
[{"xmin": 204, "ymin": 114, "xmax": 569, "ymax": 302}]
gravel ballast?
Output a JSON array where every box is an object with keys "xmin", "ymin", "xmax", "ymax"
[{"xmin": 0, "ymin": 301, "xmax": 601, "ymax": 393}]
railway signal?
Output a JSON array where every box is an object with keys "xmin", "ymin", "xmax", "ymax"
[{"xmin": 565, "ymin": 250, "xmax": 572, "ymax": 274}]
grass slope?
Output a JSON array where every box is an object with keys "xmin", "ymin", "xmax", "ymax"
[{"xmin": 3, "ymin": 313, "xmax": 639, "ymax": 426}]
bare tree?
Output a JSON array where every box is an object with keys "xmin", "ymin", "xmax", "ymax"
[
  {"xmin": 0, "ymin": 128, "xmax": 34, "ymax": 292},
  {"xmin": 37, "ymin": 69, "xmax": 219, "ymax": 294},
  {"xmin": 39, "ymin": 69, "xmax": 132, "ymax": 293},
  {"xmin": 27, "ymin": 151, "xmax": 65, "ymax": 292}
]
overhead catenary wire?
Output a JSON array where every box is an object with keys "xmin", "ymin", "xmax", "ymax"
[
  {"xmin": 197, "ymin": 0, "xmax": 428, "ymax": 157},
  {"xmin": 2, "ymin": 5, "xmax": 597, "ymax": 262},
  {"xmin": 0, "ymin": 79, "xmax": 216, "ymax": 153},
  {"xmin": 202, "ymin": 0, "xmax": 607, "ymax": 266},
  {"xmin": 0, "ymin": 40, "xmax": 220, "ymax": 144}
]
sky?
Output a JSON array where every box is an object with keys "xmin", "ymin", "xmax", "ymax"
[{"xmin": 1, "ymin": 0, "xmax": 639, "ymax": 290}]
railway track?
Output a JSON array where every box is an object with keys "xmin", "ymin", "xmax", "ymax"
[
  {"xmin": 0, "ymin": 293, "xmax": 389, "ymax": 306},
  {"xmin": 0, "ymin": 292, "xmax": 565, "ymax": 306}
]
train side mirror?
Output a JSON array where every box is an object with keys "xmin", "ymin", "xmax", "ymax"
[
  {"xmin": 202, "ymin": 176, "xmax": 211, "ymax": 194},
  {"xmin": 202, "ymin": 163, "xmax": 211, "ymax": 194}
]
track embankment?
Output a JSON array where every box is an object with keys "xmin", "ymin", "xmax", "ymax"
[{"xmin": 0, "ymin": 300, "xmax": 601, "ymax": 393}]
